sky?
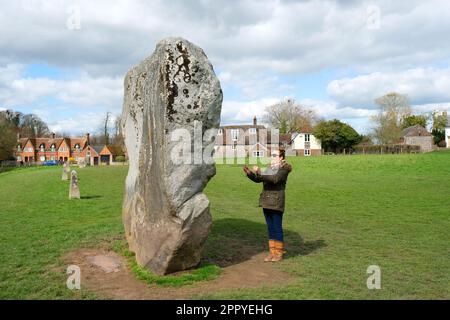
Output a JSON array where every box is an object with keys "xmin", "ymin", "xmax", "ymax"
[{"xmin": 1, "ymin": 0, "xmax": 450, "ymax": 136}]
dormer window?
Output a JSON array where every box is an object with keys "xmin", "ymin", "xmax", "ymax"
[
  {"xmin": 51, "ymin": 144, "xmax": 56, "ymax": 152},
  {"xmin": 17, "ymin": 145, "xmax": 22, "ymax": 152},
  {"xmin": 75, "ymin": 144, "xmax": 80, "ymax": 151},
  {"xmin": 39, "ymin": 143, "xmax": 45, "ymax": 152},
  {"xmin": 231, "ymin": 129, "xmax": 239, "ymax": 140},
  {"xmin": 249, "ymin": 128, "xmax": 257, "ymax": 135},
  {"xmin": 305, "ymin": 134, "xmax": 311, "ymax": 142}
]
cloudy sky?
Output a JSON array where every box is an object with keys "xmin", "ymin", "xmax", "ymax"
[{"xmin": 1, "ymin": 0, "xmax": 450, "ymax": 135}]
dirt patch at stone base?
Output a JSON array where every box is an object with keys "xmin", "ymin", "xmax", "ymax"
[{"xmin": 62, "ymin": 248, "xmax": 295, "ymax": 300}]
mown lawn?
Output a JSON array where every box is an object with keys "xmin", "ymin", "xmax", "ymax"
[{"xmin": 0, "ymin": 151, "xmax": 449, "ymax": 299}]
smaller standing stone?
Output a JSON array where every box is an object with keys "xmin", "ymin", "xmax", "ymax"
[
  {"xmin": 69, "ymin": 170, "xmax": 80, "ymax": 199},
  {"xmin": 78, "ymin": 158, "xmax": 86, "ymax": 168},
  {"xmin": 62, "ymin": 162, "xmax": 70, "ymax": 181}
]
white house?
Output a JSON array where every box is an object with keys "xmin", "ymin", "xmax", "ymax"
[{"xmin": 292, "ymin": 126, "xmax": 322, "ymax": 156}]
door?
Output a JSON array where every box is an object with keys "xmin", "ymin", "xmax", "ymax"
[{"xmin": 100, "ymin": 155, "xmax": 110, "ymax": 165}]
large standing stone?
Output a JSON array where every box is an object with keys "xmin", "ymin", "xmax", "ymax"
[
  {"xmin": 121, "ymin": 37, "xmax": 222, "ymax": 275},
  {"xmin": 69, "ymin": 170, "xmax": 80, "ymax": 199}
]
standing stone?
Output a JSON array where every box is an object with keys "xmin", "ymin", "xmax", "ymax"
[
  {"xmin": 62, "ymin": 162, "xmax": 70, "ymax": 181},
  {"xmin": 121, "ymin": 37, "xmax": 222, "ymax": 275},
  {"xmin": 78, "ymin": 158, "xmax": 86, "ymax": 168},
  {"xmin": 69, "ymin": 170, "xmax": 80, "ymax": 199}
]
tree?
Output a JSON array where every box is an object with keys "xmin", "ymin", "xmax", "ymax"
[
  {"xmin": 19, "ymin": 113, "xmax": 50, "ymax": 138},
  {"xmin": 0, "ymin": 114, "xmax": 17, "ymax": 161},
  {"xmin": 263, "ymin": 99, "xmax": 318, "ymax": 134},
  {"xmin": 371, "ymin": 92, "xmax": 411, "ymax": 144},
  {"xmin": 431, "ymin": 110, "xmax": 447, "ymax": 144},
  {"xmin": 0, "ymin": 109, "xmax": 51, "ymax": 160},
  {"xmin": 313, "ymin": 119, "xmax": 362, "ymax": 153},
  {"xmin": 112, "ymin": 114, "xmax": 124, "ymax": 147},
  {"xmin": 401, "ymin": 114, "xmax": 428, "ymax": 129},
  {"xmin": 99, "ymin": 112, "xmax": 112, "ymax": 145}
]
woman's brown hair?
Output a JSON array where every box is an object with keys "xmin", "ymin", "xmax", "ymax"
[{"xmin": 279, "ymin": 148, "xmax": 286, "ymax": 160}]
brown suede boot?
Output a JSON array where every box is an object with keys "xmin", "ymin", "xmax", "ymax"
[
  {"xmin": 264, "ymin": 240, "xmax": 276, "ymax": 262},
  {"xmin": 271, "ymin": 240, "xmax": 284, "ymax": 262}
]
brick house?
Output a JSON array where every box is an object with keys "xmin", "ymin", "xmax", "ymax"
[
  {"xmin": 98, "ymin": 145, "xmax": 125, "ymax": 165},
  {"xmin": 15, "ymin": 133, "xmax": 125, "ymax": 165},
  {"xmin": 213, "ymin": 116, "xmax": 281, "ymax": 158},
  {"xmin": 400, "ymin": 125, "xmax": 434, "ymax": 153},
  {"xmin": 213, "ymin": 116, "xmax": 322, "ymax": 158}
]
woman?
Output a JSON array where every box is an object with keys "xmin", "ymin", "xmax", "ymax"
[{"xmin": 243, "ymin": 149, "xmax": 292, "ymax": 262}]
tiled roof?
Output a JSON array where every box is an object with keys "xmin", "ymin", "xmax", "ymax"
[
  {"xmin": 69, "ymin": 138, "xmax": 87, "ymax": 150},
  {"xmin": 401, "ymin": 125, "xmax": 432, "ymax": 137},
  {"xmin": 220, "ymin": 124, "xmax": 266, "ymax": 130},
  {"xmin": 104, "ymin": 145, "xmax": 125, "ymax": 156}
]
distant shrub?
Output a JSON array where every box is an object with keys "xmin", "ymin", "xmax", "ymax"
[
  {"xmin": 354, "ymin": 144, "xmax": 421, "ymax": 154},
  {"xmin": 115, "ymin": 155, "xmax": 126, "ymax": 162}
]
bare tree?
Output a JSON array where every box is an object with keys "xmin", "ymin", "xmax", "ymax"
[
  {"xmin": 263, "ymin": 98, "xmax": 318, "ymax": 134},
  {"xmin": 112, "ymin": 114, "xmax": 124, "ymax": 147},
  {"xmin": 99, "ymin": 112, "xmax": 112, "ymax": 145},
  {"xmin": 371, "ymin": 92, "xmax": 411, "ymax": 144}
]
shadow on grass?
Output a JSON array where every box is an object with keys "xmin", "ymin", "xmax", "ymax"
[
  {"xmin": 203, "ymin": 218, "xmax": 326, "ymax": 267},
  {"xmin": 81, "ymin": 195, "xmax": 102, "ymax": 199}
]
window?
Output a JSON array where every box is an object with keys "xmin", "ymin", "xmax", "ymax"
[
  {"xmin": 74, "ymin": 144, "xmax": 80, "ymax": 151},
  {"xmin": 51, "ymin": 144, "xmax": 56, "ymax": 152},
  {"xmin": 16, "ymin": 156, "xmax": 21, "ymax": 161},
  {"xmin": 249, "ymin": 128, "xmax": 257, "ymax": 134},
  {"xmin": 217, "ymin": 128, "xmax": 223, "ymax": 135},
  {"xmin": 39, "ymin": 144, "xmax": 45, "ymax": 152},
  {"xmin": 231, "ymin": 129, "xmax": 239, "ymax": 140},
  {"xmin": 25, "ymin": 147, "xmax": 33, "ymax": 152},
  {"xmin": 232, "ymin": 142, "xmax": 237, "ymax": 150},
  {"xmin": 17, "ymin": 145, "xmax": 22, "ymax": 152},
  {"xmin": 40, "ymin": 156, "xmax": 46, "ymax": 162},
  {"xmin": 304, "ymin": 149, "xmax": 311, "ymax": 156},
  {"xmin": 253, "ymin": 151, "xmax": 264, "ymax": 157},
  {"xmin": 305, "ymin": 134, "xmax": 310, "ymax": 142}
]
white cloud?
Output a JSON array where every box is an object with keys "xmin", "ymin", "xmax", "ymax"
[
  {"xmin": 298, "ymin": 98, "xmax": 377, "ymax": 119},
  {"xmin": 221, "ymin": 98, "xmax": 280, "ymax": 124},
  {"xmin": 0, "ymin": 64, "xmax": 122, "ymax": 110},
  {"xmin": 1, "ymin": 1, "xmax": 450, "ymax": 77},
  {"xmin": 327, "ymin": 68, "xmax": 450, "ymax": 107},
  {"xmin": 47, "ymin": 112, "xmax": 107, "ymax": 135},
  {"xmin": 2, "ymin": 1, "xmax": 450, "ymax": 135}
]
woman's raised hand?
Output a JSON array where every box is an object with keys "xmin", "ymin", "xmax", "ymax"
[
  {"xmin": 253, "ymin": 166, "xmax": 261, "ymax": 174},
  {"xmin": 243, "ymin": 165, "xmax": 251, "ymax": 175}
]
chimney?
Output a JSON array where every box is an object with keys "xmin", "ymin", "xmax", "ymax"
[
  {"xmin": 86, "ymin": 133, "xmax": 90, "ymax": 145},
  {"xmin": 253, "ymin": 116, "xmax": 257, "ymax": 126},
  {"xmin": 51, "ymin": 132, "xmax": 55, "ymax": 139},
  {"xmin": 17, "ymin": 133, "xmax": 21, "ymax": 141}
]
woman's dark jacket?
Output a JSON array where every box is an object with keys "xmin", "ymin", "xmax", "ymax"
[{"xmin": 246, "ymin": 162, "xmax": 292, "ymax": 212}]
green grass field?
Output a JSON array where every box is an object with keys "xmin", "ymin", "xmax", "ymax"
[{"xmin": 0, "ymin": 151, "xmax": 449, "ymax": 299}]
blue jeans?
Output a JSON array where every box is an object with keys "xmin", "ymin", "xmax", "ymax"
[{"xmin": 263, "ymin": 208, "xmax": 284, "ymax": 242}]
